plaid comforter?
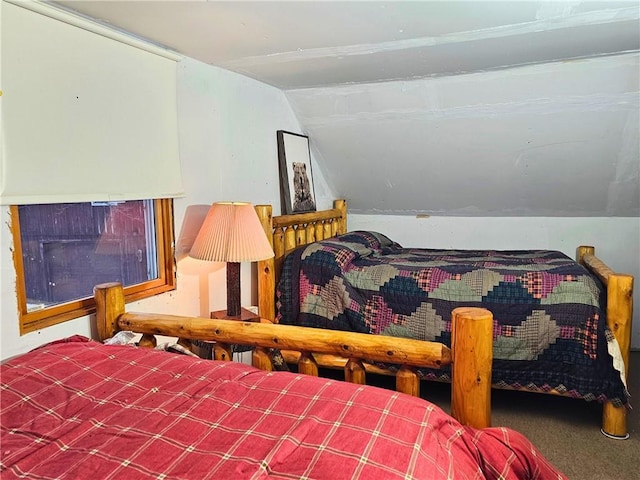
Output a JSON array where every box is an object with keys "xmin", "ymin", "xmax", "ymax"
[
  {"xmin": 277, "ymin": 231, "xmax": 629, "ymax": 407},
  {"xmin": 1, "ymin": 337, "xmax": 566, "ymax": 480}
]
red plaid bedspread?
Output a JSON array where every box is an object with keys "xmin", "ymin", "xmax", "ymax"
[{"xmin": 1, "ymin": 336, "xmax": 566, "ymax": 479}]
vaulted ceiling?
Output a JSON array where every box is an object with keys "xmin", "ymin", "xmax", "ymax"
[{"xmin": 54, "ymin": 1, "xmax": 640, "ymax": 216}]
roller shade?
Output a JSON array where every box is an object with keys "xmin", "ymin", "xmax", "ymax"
[{"xmin": 1, "ymin": 1, "xmax": 184, "ymax": 205}]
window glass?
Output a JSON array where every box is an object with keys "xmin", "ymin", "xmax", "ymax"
[{"xmin": 12, "ymin": 199, "xmax": 175, "ymax": 334}]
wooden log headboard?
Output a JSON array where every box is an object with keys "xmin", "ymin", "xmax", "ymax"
[{"xmin": 255, "ymin": 199, "xmax": 348, "ymax": 321}]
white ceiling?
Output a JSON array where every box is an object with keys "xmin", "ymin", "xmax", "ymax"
[
  {"xmin": 53, "ymin": 1, "xmax": 640, "ymax": 216},
  {"xmin": 55, "ymin": 0, "xmax": 640, "ymax": 89}
]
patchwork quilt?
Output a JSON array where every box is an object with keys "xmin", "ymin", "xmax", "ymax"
[{"xmin": 277, "ymin": 231, "xmax": 629, "ymax": 407}]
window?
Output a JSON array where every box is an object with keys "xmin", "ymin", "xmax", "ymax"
[{"xmin": 11, "ymin": 199, "xmax": 176, "ymax": 334}]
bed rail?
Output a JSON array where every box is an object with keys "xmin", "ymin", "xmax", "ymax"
[
  {"xmin": 577, "ymin": 246, "xmax": 634, "ymax": 439},
  {"xmin": 94, "ymin": 282, "xmax": 493, "ymax": 429}
]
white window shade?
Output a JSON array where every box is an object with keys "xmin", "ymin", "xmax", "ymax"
[{"xmin": 1, "ymin": 1, "xmax": 184, "ymax": 205}]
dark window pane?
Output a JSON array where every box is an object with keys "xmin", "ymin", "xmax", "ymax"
[{"xmin": 18, "ymin": 200, "xmax": 157, "ymax": 310}]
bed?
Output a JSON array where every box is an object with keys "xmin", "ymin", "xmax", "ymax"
[
  {"xmin": 1, "ymin": 283, "xmax": 567, "ymax": 479},
  {"xmin": 254, "ymin": 199, "xmax": 634, "ymax": 439}
]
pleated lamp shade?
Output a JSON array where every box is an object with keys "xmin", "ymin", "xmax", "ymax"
[
  {"xmin": 189, "ymin": 202, "xmax": 274, "ymax": 263},
  {"xmin": 189, "ymin": 202, "xmax": 274, "ymax": 320}
]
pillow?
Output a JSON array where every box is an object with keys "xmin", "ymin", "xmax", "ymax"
[{"xmin": 333, "ymin": 230, "xmax": 401, "ymax": 251}]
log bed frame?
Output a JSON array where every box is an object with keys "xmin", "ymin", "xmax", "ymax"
[
  {"xmin": 254, "ymin": 199, "xmax": 634, "ymax": 439},
  {"xmin": 94, "ymin": 283, "xmax": 494, "ymax": 430}
]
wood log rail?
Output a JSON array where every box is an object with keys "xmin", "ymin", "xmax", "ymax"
[
  {"xmin": 577, "ymin": 246, "xmax": 634, "ymax": 439},
  {"xmin": 94, "ymin": 282, "xmax": 493, "ymax": 429}
]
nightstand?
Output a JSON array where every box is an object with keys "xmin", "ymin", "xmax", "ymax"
[
  {"xmin": 210, "ymin": 306, "xmax": 259, "ymax": 365},
  {"xmin": 210, "ymin": 307, "xmax": 259, "ymax": 323}
]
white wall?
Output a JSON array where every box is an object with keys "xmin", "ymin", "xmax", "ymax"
[
  {"xmin": 0, "ymin": 56, "xmax": 334, "ymax": 361},
  {"xmin": 288, "ymin": 53, "xmax": 639, "ymax": 217},
  {"xmin": 349, "ymin": 213, "xmax": 640, "ymax": 349}
]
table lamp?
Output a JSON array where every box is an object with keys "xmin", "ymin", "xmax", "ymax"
[{"xmin": 189, "ymin": 202, "xmax": 274, "ymax": 321}]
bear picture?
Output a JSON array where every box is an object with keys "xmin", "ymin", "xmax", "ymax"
[
  {"xmin": 291, "ymin": 162, "xmax": 316, "ymax": 212},
  {"xmin": 277, "ymin": 131, "xmax": 317, "ymax": 214}
]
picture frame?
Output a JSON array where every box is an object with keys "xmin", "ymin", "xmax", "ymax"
[{"xmin": 277, "ymin": 130, "xmax": 317, "ymax": 214}]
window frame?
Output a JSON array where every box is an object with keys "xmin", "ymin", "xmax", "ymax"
[{"xmin": 10, "ymin": 199, "xmax": 176, "ymax": 335}]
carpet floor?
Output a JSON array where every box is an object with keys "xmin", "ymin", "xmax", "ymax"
[
  {"xmin": 485, "ymin": 350, "xmax": 639, "ymax": 480},
  {"xmin": 329, "ymin": 351, "xmax": 639, "ymax": 480}
]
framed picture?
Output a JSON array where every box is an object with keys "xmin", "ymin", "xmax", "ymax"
[{"xmin": 277, "ymin": 130, "xmax": 317, "ymax": 214}]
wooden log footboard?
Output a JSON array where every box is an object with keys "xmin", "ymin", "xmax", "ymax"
[
  {"xmin": 94, "ymin": 282, "xmax": 493, "ymax": 429},
  {"xmin": 577, "ymin": 246, "xmax": 634, "ymax": 439},
  {"xmin": 255, "ymin": 200, "xmax": 634, "ymax": 439}
]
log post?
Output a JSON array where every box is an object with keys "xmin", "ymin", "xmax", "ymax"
[
  {"xmin": 296, "ymin": 227, "xmax": 306, "ymax": 247},
  {"xmin": 255, "ymin": 204, "xmax": 276, "ymax": 321},
  {"xmin": 252, "ymin": 347, "xmax": 274, "ymax": 371},
  {"xmin": 272, "ymin": 227, "xmax": 286, "ymax": 302},
  {"xmin": 576, "ymin": 245, "xmax": 595, "ymax": 266},
  {"xmin": 315, "ymin": 221, "xmax": 324, "ymax": 241},
  {"xmin": 214, "ymin": 343, "xmax": 233, "ymax": 361},
  {"xmin": 601, "ymin": 273, "xmax": 634, "ymax": 439},
  {"xmin": 298, "ymin": 352, "xmax": 319, "ymax": 377},
  {"xmin": 138, "ymin": 334, "xmax": 157, "ymax": 348},
  {"xmin": 396, "ymin": 365, "xmax": 419, "ymax": 397},
  {"xmin": 94, "ymin": 282, "xmax": 125, "ymax": 341},
  {"xmin": 345, "ymin": 358, "xmax": 366, "ymax": 385},
  {"xmin": 333, "ymin": 199, "xmax": 348, "ymax": 234},
  {"xmin": 451, "ymin": 307, "xmax": 493, "ymax": 429},
  {"xmin": 305, "ymin": 223, "xmax": 316, "ymax": 244},
  {"xmin": 323, "ymin": 221, "xmax": 332, "ymax": 239},
  {"xmin": 283, "ymin": 227, "xmax": 295, "ymax": 253}
]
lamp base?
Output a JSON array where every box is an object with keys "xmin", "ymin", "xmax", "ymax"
[{"xmin": 211, "ymin": 308, "xmax": 260, "ymax": 323}]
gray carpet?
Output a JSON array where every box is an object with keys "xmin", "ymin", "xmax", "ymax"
[
  {"xmin": 428, "ymin": 352, "xmax": 639, "ymax": 480},
  {"xmin": 339, "ymin": 351, "xmax": 639, "ymax": 480}
]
